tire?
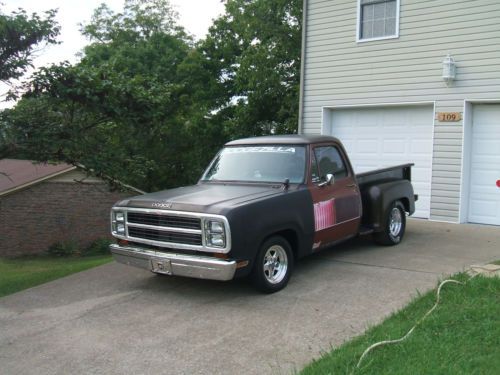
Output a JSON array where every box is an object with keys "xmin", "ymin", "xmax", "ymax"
[
  {"xmin": 374, "ymin": 200, "xmax": 406, "ymax": 246},
  {"xmin": 251, "ymin": 236, "xmax": 294, "ymax": 293}
]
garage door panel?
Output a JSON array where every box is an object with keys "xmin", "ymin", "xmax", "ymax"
[
  {"xmin": 412, "ymin": 168, "xmax": 431, "ymax": 184},
  {"xmin": 469, "ymin": 200, "xmax": 498, "ymax": 219},
  {"xmin": 468, "ymin": 104, "xmax": 500, "ymax": 226},
  {"xmin": 357, "ymin": 139, "xmax": 378, "ymax": 153},
  {"xmin": 413, "ymin": 182, "xmax": 430, "ymax": 193},
  {"xmin": 472, "ymin": 157, "xmax": 498, "ymax": 165},
  {"xmin": 473, "ymin": 140, "xmax": 498, "ymax": 155},
  {"xmin": 410, "ymin": 140, "xmax": 433, "ymax": 154},
  {"xmin": 470, "ymin": 169, "xmax": 497, "ymax": 189},
  {"xmin": 383, "ymin": 140, "xmax": 406, "ymax": 154},
  {"xmin": 329, "ymin": 105, "xmax": 433, "ymax": 219}
]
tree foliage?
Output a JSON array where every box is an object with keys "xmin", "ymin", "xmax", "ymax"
[
  {"xmin": 1, "ymin": 0, "xmax": 302, "ymax": 192},
  {"xmin": 203, "ymin": 0, "xmax": 302, "ymax": 136},
  {"xmin": 0, "ymin": 6, "xmax": 59, "ymax": 85}
]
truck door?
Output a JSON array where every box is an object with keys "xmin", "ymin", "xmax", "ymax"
[{"xmin": 309, "ymin": 144, "xmax": 361, "ymax": 248}]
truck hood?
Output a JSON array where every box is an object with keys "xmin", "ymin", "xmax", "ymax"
[{"xmin": 115, "ymin": 183, "xmax": 285, "ymax": 214}]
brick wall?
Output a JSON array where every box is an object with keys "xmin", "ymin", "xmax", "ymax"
[{"xmin": 0, "ymin": 181, "xmax": 133, "ymax": 257}]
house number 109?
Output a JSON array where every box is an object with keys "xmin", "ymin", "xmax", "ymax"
[{"xmin": 437, "ymin": 112, "xmax": 462, "ymax": 122}]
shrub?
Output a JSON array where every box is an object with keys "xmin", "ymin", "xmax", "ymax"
[
  {"xmin": 47, "ymin": 240, "xmax": 80, "ymax": 257},
  {"xmin": 83, "ymin": 238, "xmax": 112, "ymax": 256}
]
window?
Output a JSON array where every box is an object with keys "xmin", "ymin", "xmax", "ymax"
[
  {"xmin": 358, "ymin": 0, "xmax": 399, "ymax": 41},
  {"xmin": 202, "ymin": 145, "xmax": 306, "ymax": 184},
  {"xmin": 312, "ymin": 146, "xmax": 348, "ymax": 183}
]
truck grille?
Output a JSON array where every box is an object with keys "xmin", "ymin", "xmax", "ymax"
[
  {"xmin": 126, "ymin": 211, "xmax": 203, "ymax": 247},
  {"xmin": 127, "ymin": 212, "xmax": 201, "ymax": 230},
  {"xmin": 128, "ymin": 227, "xmax": 202, "ymax": 246}
]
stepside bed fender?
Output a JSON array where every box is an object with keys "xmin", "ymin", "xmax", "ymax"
[{"xmin": 361, "ymin": 180, "xmax": 415, "ymax": 232}]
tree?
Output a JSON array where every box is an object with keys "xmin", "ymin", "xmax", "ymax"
[
  {"xmin": 1, "ymin": 0, "xmax": 303, "ymax": 191},
  {"xmin": 1, "ymin": 0, "xmax": 225, "ymax": 191},
  {"xmin": 202, "ymin": 0, "xmax": 303, "ymax": 137},
  {"xmin": 0, "ymin": 6, "xmax": 60, "ymax": 86}
]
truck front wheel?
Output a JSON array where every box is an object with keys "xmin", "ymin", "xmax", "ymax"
[
  {"xmin": 252, "ymin": 236, "xmax": 294, "ymax": 293},
  {"xmin": 374, "ymin": 201, "xmax": 406, "ymax": 246}
]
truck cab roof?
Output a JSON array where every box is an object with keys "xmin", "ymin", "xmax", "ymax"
[{"xmin": 225, "ymin": 134, "xmax": 341, "ymax": 146}]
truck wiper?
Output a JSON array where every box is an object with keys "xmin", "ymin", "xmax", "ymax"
[{"xmin": 282, "ymin": 178, "xmax": 290, "ymax": 191}]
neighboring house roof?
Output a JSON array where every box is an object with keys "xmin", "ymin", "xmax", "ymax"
[
  {"xmin": 0, "ymin": 159, "xmax": 76, "ymax": 196},
  {"xmin": 0, "ymin": 159, "xmax": 145, "ymax": 196}
]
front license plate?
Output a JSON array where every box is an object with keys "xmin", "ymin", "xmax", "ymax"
[{"xmin": 150, "ymin": 258, "xmax": 172, "ymax": 275}]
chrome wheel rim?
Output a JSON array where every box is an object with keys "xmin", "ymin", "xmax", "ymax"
[
  {"xmin": 263, "ymin": 245, "xmax": 288, "ymax": 284},
  {"xmin": 389, "ymin": 207, "xmax": 402, "ymax": 237}
]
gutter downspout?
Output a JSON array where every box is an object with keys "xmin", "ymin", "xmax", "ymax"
[{"xmin": 297, "ymin": 0, "xmax": 308, "ymax": 135}]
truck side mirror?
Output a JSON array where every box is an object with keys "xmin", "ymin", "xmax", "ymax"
[{"xmin": 318, "ymin": 173, "xmax": 334, "ymax": 187}]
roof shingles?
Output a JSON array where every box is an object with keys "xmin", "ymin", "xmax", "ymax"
[{"xmin": 0, "ymin": 159, "xmax": 74, "ymax": 195}]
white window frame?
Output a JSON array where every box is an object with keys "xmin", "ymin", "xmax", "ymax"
[{"xmin": 356, "ymin": 0, "xmax": 401, "ymax": 43}]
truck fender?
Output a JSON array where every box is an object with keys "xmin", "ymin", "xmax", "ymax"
[
  {"xmin": 232, "ymin": 225, "xmax": 300, "ymax": 279},
  {"xmin": 257, "ymin": 224, "xmax": 302, "ymax": 257},
  {"xmin": 362, "ymin": 180, "xmax": 415, "ymax": 232}
]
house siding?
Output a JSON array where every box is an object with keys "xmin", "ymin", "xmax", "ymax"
[
  {"xmin": 0, "ymin": 180, "xmax": 131, "ymax": 257},
  {"xmin": 301, "ymin": 0, "xmax": 500, "ymax": 222}
]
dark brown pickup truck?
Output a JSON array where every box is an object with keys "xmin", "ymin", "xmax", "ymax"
[{"xmin": 110, "ymin": 135, "xmax": 417, "ymax": 292}]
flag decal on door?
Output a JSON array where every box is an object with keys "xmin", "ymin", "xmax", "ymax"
[{"xmin": 314, "ymin": 199, "xmax": 336, "ymax": 231}]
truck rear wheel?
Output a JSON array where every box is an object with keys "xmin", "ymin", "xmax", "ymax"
[
  {"xmin": 374, "ymin": 201, "xmax": 406, "ymax": 246},
  {"xmin": 252, "ymin": 236, "xmax": 293, "ymax": 293}
]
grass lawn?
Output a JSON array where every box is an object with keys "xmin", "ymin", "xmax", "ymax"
[
  {"xmin": 301, "ymin": 273, "xmax": 500, "ymax": 375},
  {"xmin": 0, "ymin": 255, "xmax": 112, "ymax": 298}
]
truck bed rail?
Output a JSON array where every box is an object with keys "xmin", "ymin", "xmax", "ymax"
[{"xmin": 356, "ymin": 163, "xmax": 414, "ymax": 186}]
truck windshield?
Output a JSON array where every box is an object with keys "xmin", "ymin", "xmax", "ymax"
[{"xmin": 202, "ymin": 146, "xmax": 306, "ymax": 184}]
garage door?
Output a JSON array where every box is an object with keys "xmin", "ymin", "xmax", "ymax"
[
  {"xmin": 468, "ymin": 104, "xmax": 500, "ymax": 226},
  {"xmin": 327, "ymin": 105, "xmax": 434, "ymax": 219}
]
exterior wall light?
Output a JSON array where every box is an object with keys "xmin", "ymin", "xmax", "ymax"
[{"xmin": 442, "ymin": 54, "xmax": 456, "ymax": 85}]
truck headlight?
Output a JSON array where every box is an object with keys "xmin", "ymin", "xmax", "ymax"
[
  {"xmin": 116, "ymin": 223, "xmax": 125, "ymax": 234},
  {"xmin": 204, "ymin": 219, "xmax": 226, "ymax": 248},
  {"xmin": 112, "ymin": 211, "xmax": 126, "ymax": 236},
  {"xmin": 115, "ymin": 212, "xmax": 125, "ymax": 222},
  {"xmin": 209, "ymin": 221, "xmax": 224, "ymax": 233},
  {"xmin": 208, "ymin": 234, "xmax": 225, "ymax": 247}
]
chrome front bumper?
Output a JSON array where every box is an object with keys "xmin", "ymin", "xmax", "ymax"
[{"xmin": 110, "ymin": 244, "xmax": 237, "ymax": 281}]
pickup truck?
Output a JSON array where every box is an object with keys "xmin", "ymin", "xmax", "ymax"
[{"xmin": 110, "ymin": 135, "xmax": 417, "ymax": 293}]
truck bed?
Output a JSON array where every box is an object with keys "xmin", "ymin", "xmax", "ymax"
[{"xmin": 356, "ymin": 163, "xmax": 414, "ymax": 188}]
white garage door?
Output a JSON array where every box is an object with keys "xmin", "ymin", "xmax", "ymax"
[
  {"xmin": 468, "ymin": 104, "xmax": 500, "ymax": 226},
  {"xmin": 327, "ymin": 105, "xmax": 434, "ymax": 218}
]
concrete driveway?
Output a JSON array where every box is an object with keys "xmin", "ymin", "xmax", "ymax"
[{"xmin": 0, "ymin": 219, "xmax": 498, "ymax": 375}]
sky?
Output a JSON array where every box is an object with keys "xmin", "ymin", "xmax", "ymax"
[{"xmin": 1, "ymin": 0, "xmax": 226, "ymax": 108}]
